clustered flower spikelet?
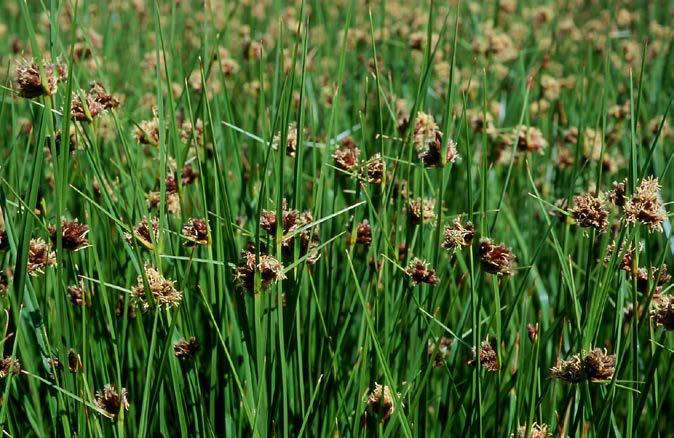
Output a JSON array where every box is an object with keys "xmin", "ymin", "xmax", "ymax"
[
  {"xmin": 551, "ymin": 349, "xmax": 615, "ymax": 383},
  {"xmin": 95, "ymin": 384, "xmax": 129, "ymax": 419},
  {"xmin": 623, "ymin": 176, "xmax": 667, "ymax": 232},
  {"xmin": 234, "ymin": 251, "xmax": 286, "ymax": 292},
  {"xmin": 405, "ymin": 257, "xmax": 439, "ymax": 285},
  {"xmin": 442, "ymin": 219, "xmax": 474, "ymax": 251},
  {"xmin": 479, "ymin": 238, "xmax": 516, "ymax": 275},
  {"xmin": 366, "ymin": 383, "xmax": 397, "ymax": 423},
  {"xmin": 131, "ymin": 265, "xmax": 182, "ymax": 310},
  {"xmin": 572, "ymin": 192, "xmax": 608, "ymax": 231}
]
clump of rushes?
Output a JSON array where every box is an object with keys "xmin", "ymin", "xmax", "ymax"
[
  {"xmin": 623, "ymin": 176, "xmax": 667, "ymax": 232},
  {"xmin": 15, "ymin": 59, "xmax": 67, "ymax": 98},
  {"xmin": 427, "ymin": 337, "xmax": 452, "ymax": 368},
  {"xmin": 365, "ymin": 154, "xmax": 385, "ymax": 184},
  {"xmin": 408, "ymin": 197, "xmax": 436, "ymax": 225},
  {"xmin": 174, "ymin": 337, "xmax": 199, "ymax": 359},
  {"xmin": 551, "ymin": 349, "xmax": 615, "ymax": 383},
  {"xmin": 354, "ymin": 220, "xmax": 372, "ymax": 246},
  {"xmin": 234, "ymin": 251, "xmax": 286, "ymax": 293},
  {"xmin": 95, "ymin": 384, "xmax": 129, "ymax": 419},
  {"xmin": 650, "ymin": 294, "xmax": 674, "ymax": 330},
  {"xmin": 405, "ymin": 257, "xmax": 439, "ymax": 285},
  {"xmin": 131, "ymin": 265, "xmax": 182, "ymax": 310},
  {"xmin": 0, "ymin": 357, "xmax": 21, "ymax": 378},
  {"xmin": 182, "ymin": 218, "xmax": 209, "ymax": 246},
  {"xmin": 366, "ymin": 383, "xmax": 397, "ymax": 423},
  {"xmin": 71, "ymin": 82, "xmax": 120, "ymax": 122},
  {"xmin": 571, "ymin": 192, "xmax": 609, "ymax": 232},
  {"xmin": 442, "ymin": 218, "xmax": 474, "ymax": 251},
  {"xmin": 332, "ymin": 137, "xmax": 360, "ymax": 172},
  {"xmin": 27, "ymin": 238, "xmax": 57, "ymax": 276},
  {"xmin": 516, "ymin": 423, "xmax": 550, "ymax": 438},
  {"xmin": 124, "ymin": 217, "xmax": 159, "ymax": 250},
  {"xmin": 478, "ymin": 238, "xmax": 516, "ymax": 276},
  {"xmin": 48, "ymin": 219, "xmax": 90, "ymax": 251},
  {"xmin": 272, "ymin": 122, "xmax": 299, "ymax": 157},
  {"xmin": 134, "ymin": 118, "xmax": 160, "ymax": 146},
  {"xmin": 67, "ymin": 282, "xmax": 94, "ymax": 307}
]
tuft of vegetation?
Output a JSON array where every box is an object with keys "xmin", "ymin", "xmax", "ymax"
[{"xmin": 0, "ymin": 0, "xmax": 672, "ymax": 436}]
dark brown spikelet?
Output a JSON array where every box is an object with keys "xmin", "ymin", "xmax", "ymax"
[
  {"xmin": 607, "ymin": 178, "xmax": 627, "ymax": 207},
  {"xmin": 355, "ymin": 220, "xmax": 372, "ymax": 246},
  {"xmin": 0, "ymin": 357, "xmax": 21, "ymax": 378},
  {"xmin": 413, "ymin": 112, "xmax": 445, "ymax": 167},
  {"xmin": 572, "ymin": 192, "xmax": 608, "ymax": 232},
  {"xmin": 650, "ymin": 294, "xmax": 674, "ymax": 330},
  {"xmin": 365, "ymin": 154, "xmax": 385, "ymax": 184},
  {"xmin": 259, "ymin": 210, "xmax": 277, "ymax": 234},
  {"xmin": 333, "ymin": 138, "xmax": 360, "ymax": 172},
  {"xmin": 95, "ymin": 384, "xmax": 129, "ymax": 419},
  {"xmin": 478, "ymin": 238, "xmax": 516, "ymax": 276},
  {"xmin": 623, "ymin": 176, "xmax": 667, "ymax": 232},
  {"xmin": 27, "ymin": 238, "xmax": 57, "ymax": 276},
  {"xmin": 404, "ymin": 257, "xmax": 439, "ymax": 286},
  {"xmin": 71, "ymin": 82, "xmax": 120, "ymax": 122},
  {"xmin": 603, "ymin": 240, "xmax": 642, "ymax": 272},
  {"xmin": 634, "ymin": 265, "xmax": 670, "ymax": 294},
  {"xmin": 234, "ymin": 251, "xmax": 286, "ymax": 293},
  {"xmin": 124, "ymin": 217, "xmax": 159, "ymax": 250},
  {"xmin": 182, "ymin": 218, "xmax": 209, "ymax": 246},
  {"xmin": 131, "ymin": 265, "xmax": 182, "ymax": 310},
  {"xmin": 583, "ymin": 348, "xmax": 616, "ymax": 381},
  {"xmin": 550, "ymin": 354, "xmax": 584, "ymax": 383},
  {"xmin": 442, "ymin": 219, "xmax": 474, "ymax": 251},
  {"xmin": 48, "ymin": 219, "xmax": 90, "ymax": 251},
  {"xmin": 517, "ymin": 423, "xmax": 550, "ymax": 438},
  {"xmin": 67, "ymin": 283, "xmax": 94, "ymax": 307},
  {"xmin": 174, "ymin": 337, "xmax": 199, "ymax": 359},
  {"xmin": 366, "ymin": 383, "xmax": 397, "ymax": 423},
  {"xmin": 0, "ymin": 230, "xmax": 8, "ymax": 251},
  {"xmin": 478, "ymin": 340, "xmax": 500, "ymax": 372},
  {"xmin": 68, "ymin": 349, "xmax": 83, "ymax": 373},
  {"xmin": 15, "ymin": 59, "xmax": 66, "ymax": 98},
  {"xmin": 408, "ymin": 198, "xmax": 436, "ymax": 225},
  {"xmin": 181, "ymin": 163, "xmax": 198, "ymax": 186},
  {"xmin": 527, "ymin": 323, "xmax": 539, "ymax": 343}
]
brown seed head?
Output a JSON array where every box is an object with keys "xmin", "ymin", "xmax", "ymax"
[
  {"xmin": 27, "ymin": 238, "xmax": 57, "ymax": 276},
  {"xmin": 583, "ymin": 348, "xmax": 616, "ymax": 381},
  {"xmin": 355, "ymin": 220, "xmax": 372, "ymax": 246},
  {"xmin": 623, "ymin": 176, "xmax": 667, "ymax": 232},
  {"xmin": 95, "ymin": 384, "xmax": 129, "ymax": 419},
  {"xmin": 408, "ymin": 197, "xmax": 436, "ymax": 225},
  {"xmin": 0, "ymin": 357, "xmax": 21, "ymax": 378},
  {"xmin": 131, "ymin": 265, "xmax": 182, "ymax": 310},
  {"xmin": 48, "ymin": 219, "xmax": 90, "ymax": 251},
  {"xmin": 234, "ymin": 251, "xmax": 286, "ymax": 293},
  {"xmin": 174, "ymin": 337, "xmax": 200, "ymax": 359},
  {"xmin": 478, "ymin": 238, "xmax": 516, "ymax": 276},
  {"xmin": 366, "ymin": 383, "xmax": 396, "ymax": 423},
  {"xmin": 550, "ymin": 354, "xmax": 584, "ymax": 383},
  {"xmin": 404, "ymin": 257, "xmax": 439, "ymax": 286},
  {"xmin": 182, "ymin": 218, "xmax": 209, "ymax": 246},
  {"xmin": 333, "ymin": 138, "xmax": 360, "ymax": 172},
  {"xmin": 517, "ymin": 423, "xmax": 550, "ymax": 438},
  {"xmin": 442, "ymin": 219, "xmax": 474, "ymax": 251},
  {"xmin": 651, "ymin": 294, "xmax": 674, "ymax": 330},
  {"xmin": 15, "ymin": 59, "xmax": 66, "ymax": 98},
  {"xmin": 71, "ymin": 82, "xmax": 120, "ymax": 122},
  {"xmin": 572, "ymin": 192, "xmax": 609, "ymax": 231},
  {"xmin": 365, "ymin": 154, "xmax": 385, "ymax": 184}
]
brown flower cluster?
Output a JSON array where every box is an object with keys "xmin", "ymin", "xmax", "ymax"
[
  {"xmin": 571, "ymin": 192, "xmax": 608, "ymax": 232},
  {"xmin": 0, "ymin": 357, "xmax": 21, "ymax": 378},
  {"xmin": 427, "ymin": 337, "xmax": 452, "ymax": 368},
  {"xmin": 234, "ymin": 251, "xmax": 286, "ymax": 293},
  {"xmin": 366, "ymin": 382, "xmax": 397, "ymax": 423},
  {"xmin": 404, "ymin": 257, "xmax": 439, "ymax": 286},
  {"xmin": 182, "ymin": 218, "xmax": 209, "ymax": 246},
  {"xmin": 516, "ymin": 423, "xmax": 550, "ymax": 438},
  {"xmin": 408, "ymin": 197, "xmax": 436, "ymax": 225},
  {"xmin": 650, "ymin": 294, "xmax": 674, "ymax": 330},
  {"xmin": 48, "ymin": 219, "xmax": 90, "ymax": 251},
  {"xmin": 27, "ymin": 238, "xmax": 57, "ymax": 276},
  {"xmin": 124, "ymin": 217, "xmax": 159, "ymax": 250},
  {"xmin": 67, "ymin": 282, "xmax": 94, "ymax": 307},
  {"xmin": 95, "ymin": 384, "xmax": 129, "ymax": 419},
  {"xmin": 623, "ymin": 176, "xmax": 667, "ymax": 232},
  {"xmin": 332, "ymin": 137, "xmax": 360, "ymax": 172},
  {"xmin": 412, "ymin": 112, "xmax": 457, "ymax": 167},
  {"xmin": 551, "ymin": 348, "xmax": 615, "ymax": 383},
  {"xmin": 272, "ymin": 122, "xmax": 299, "ymax": 157},
  {"xmin": 442, "ymin": 218, "xmax": 474, "ymax": 251},
  {"xmin": 478, "ymin": 238, "xmax": 516, "ymax": 276},
  {"xmin": 15, "ymin": 59, "xmax": 67, "ymax": 98},
  {"xmin": 174, "ymin": 337, "xmax": 200, "ymax": 359},
  {"xmin": 259, "ymin": 201, "xmax": 320, "ymax": 263},
  {"xmin": 131, "ymin": 265, "xmax": 182, "ymax": 310},
  {"xmin": 71, "ymin": 82, "xmax": 120, "ymax": 122}
]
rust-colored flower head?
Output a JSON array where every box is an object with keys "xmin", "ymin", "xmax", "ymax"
[
  {"xmin": 15, "ymin": 59, "xmax": 66, "ymax": 98},
  {"xmin": 174, "ymin": 337, "xmax": 199, "ymax": 359},
  {"xmin": 607, "ymin": 178, "xmax": 627, "ymax": 207},
  {"xmin": 272, "ymin": 122, "xmax": 299, "ymax": 157},
  {"xmin": 550, "ymin": 354, "xmax": 584, "ymax": 383},
  {"xmin": 355, "ymin": 220, "xmax": 372, "ymax": 246},
  {"xmin": 95, "ymin": 384, "xmax": 129, "ymax": 419},
  {"xmin": 333, "ymin": 137, "xmax": 360, "ymax": 172},
  {"xmin": 651, "ymin": 294, "xmax": 674, "ymax": 330},
  {"xmin": 478, "ymin": 238, "xmax": 516, "ymax": 276},
  {"xmin": 259, "ymin": 210, "xmax": 278, "ymax": 234},
  {"xmin": 584, "ymin": 348, "xmax": 616, "ymax": 381},
  {"xmin": 27, "ymin": 238, "xmax": 57, "ymax": 276},
  {"xmin": 571, "ymin": 192, "xmax": 608, "ymax": 232},
  {"xmin": 478, "ymin": 340, "xmax": 500, "ymax": 372},
  {"xmin": 48, "ymin": 219, "xmax": 90, "ymax": 251},
  {"xmin": 134, "ymin": 118, "xmax": 160, "ymax": 146},
  {"xmin": 623, "ymin": 176, "xmax": 667, "ymax": 232},
  {"xmin": 0, "ymin": 357, "xmax": 21, "ymax": 378},
  {"xmin": 365, "ymin": 154, "xmax": 385, "ymax": 184},
  {"xmin": 427, "ymin": 337, "xmax": 452, "ymax": 368},
  {"xmin": 181, "ymin": 163, "xmax": 198, "ymax": 186},
  {"xmin": 517, "ymin": 423, "xmax": 550, "ymax": 438},
  {"xmin": 124, "ymin": 217, "xmax": 159, "ymax": 250},
  {"xmin": 405, "ymin": 257, "xmax": 439, "ymax": 286},
  {"xmin": 67, "ymin": 282, "xmax": 94, "ymax": 307},
  {"xmin": 442, "ymin": 218, "xmax": 474, "ymax": 251},
  {"xmin": 234, "ymin": 251, "xmax": 286, "ymax": 293},
  {"xmin": 408, "ymin": 197, "xmax": 436, "ymax": 225},
  {"xmin": 366, "ymin": 382, "xmax": 397, "ymax": 423},
  {"xmin": 131, "ymin": 265, "xmax": 182, "ymax": 310},
  {"xmin": 182, "ymin": 218, "xmax": 209, "ymax": 246},
  {"xmin": 71, "ymin": 82, "xmax": 120, "ymax": 122}
]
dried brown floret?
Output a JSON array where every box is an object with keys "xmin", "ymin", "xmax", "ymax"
[
  {"xmin": 366, "ymin": 382, "xmax": 397, "ymax": 423},
  {"xmin": 259, "ymin": 210, "xmax": 278, "ymax": 234},
  {"xmin": 71, "ymin": 82, "xmax": 120, "ymax": 122},
  {"xmin": 527, "ymin": 323, "xmax": 539, "ymax": 343},
  {"xmin": 651, "ymin": 294, "xmax": 674, "ymax": 330},
  {"xmin": 124, "ymin": 217, "xmax": 159, "ymax": 250},
  {"xmin": 48, "ymin": 219, "xmax": 90, "ymax": 251},
  {"xmin": 182, "ymin": 218, "xmax": 209, "ymax": 246},
  {"xmin": 427, "ymin": 337, "xmax": 452, "ymax": 368},
  {"xmin": 517, "ymin": 423, "xmax": 550, "ymax": 438},
  {"xmin": 405, "ymin": 257, "xmax": 439, "ymax": 286},
  {"xmin": 413, "ymin": 112, "xmax": 444, "ymax": 167},
  {"xmin": 571, "ymin": 192, "xmax": 608, "ymax": 231},
  {"xmin": 466, "ymin": 108, "xmax": 495, "ymax": 134},
  {"xmin": 180, "ymin": 163, "xmax": 198, "ymax": 186},
  {"xmin": 15, "ymin": 59, "xmax": 67, "ymax": 98},
  {"xmin": 68, "ymin": 349, "xmax": 83, "ymax": 373},
  {"xmin": 623, "ymin": 176, "xmax": 667, "ymax": 232},
  {"xmin": 67, "ymin": 282, "xmax": 94, "ymax": 307},
  {"xmin": 27, "ymin": 238, "xmax": 57, "ymax": 276},
  {"xmin": 634, "ymin": 265, "xmax": 670, "ymax": 293},
  {"xmin": 131, "ymin": 265, "xmax": 182, "ymax": 310},
  {"xmin": 134, "ymin": 118, "xmax": 160, "ymax": 146},
  {"xmin": 478, "ymin": 238, "xmax": 516, "ymax": 276},
  {"xmin": 603, "ymin": 240, "xmax": 642, "ymax": 272},
  {"xmin": 355, "ymin": 220, "xmax": 372, "ymax": 246},
  {"xmin": 333, "ymin": 138, "xmax": 360, "ymax": 171},
  {"xmin": 584, "ymin": 348, "xmax": 616, "ymax": 381},
  {"xmin": 607, "ymin": 179, "xmax": 627, "ymax": 207},
  {"xmin": 550, "ymin": 354, "xmax": 584, "ymax": 383},
  {"xmin": 478, "ymin": 340, "xmax": 500, "ymax": 372},
  {"xmin": 174, "ymin": 337, "xmax": 199, "ymax": 359},
  {"xmin": 442, "ymin": 219, "xmax": 474, "ymax": 251},
  {"xmin": 272, "ymin": 122, "xmax": 299, "ymax": 157},
  {"xmin": 95, "ymin": 384, "xmax": 129, "ymax": 419},
  {"xmin": 234, "ymin": 251, "xmax": 286, "ymax": 293},
  {"xmin": 408, "ymin": 198, "xmax": 436, "ymax": 225},
  {"xmin": 0, "ymin": 357, "xmax": 21, "ymax": 378},
  {"xmin": 365, "ymin": 154, "xmax": 385, "ymax": 184}
]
